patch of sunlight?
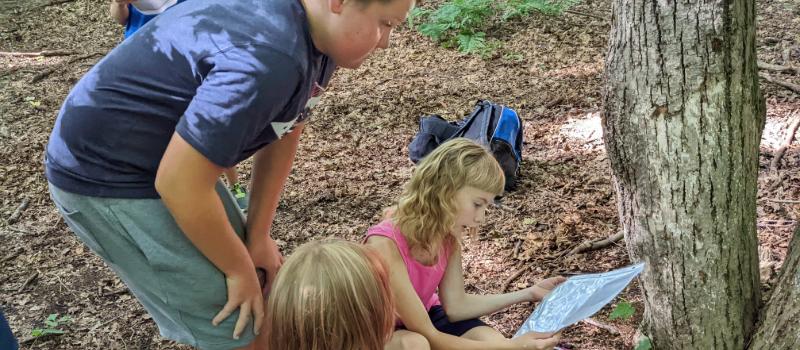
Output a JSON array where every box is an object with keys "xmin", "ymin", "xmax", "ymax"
[{"xmin": 559, "ymin": 112, "xmax": 604, "ymax": 152}]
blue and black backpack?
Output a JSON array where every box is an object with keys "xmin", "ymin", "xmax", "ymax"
[{"xmin": 409, "ymin": 100, "xmax": 523, "ymax": 191}]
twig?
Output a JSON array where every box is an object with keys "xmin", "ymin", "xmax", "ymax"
[
  {"xmin": 544, "ymin": 95, "xmax": 564, "ymax": 108},
  {"xmin": 492, "ymin": 201, "xmax": 517, "ymax": 212},
  {"xmin": 18, "ymin": 271, "xmax": 39, "ymax": 292},
  {"xmin": 0, "ymin": 251, "xmax": 22, "ymax": 264},
  {"xmin": 0, "ymin": 49, "xmax": 76, "ymax": 57},
  {"xmin": 757, "ymin": 223, "xmax": 795, "ymax": 228},
  {"xmin": 767, "ymin": 198, "xmax": 800, "ymax": 204},
  {"xmin": 760, "ymin": 72, "xmax": 800, "ymax": 93},
  {"xmin": 771, "ymin": 115, "xmax": 800, "ymax": 172},
  {"xmin": 30, "ymin": 52, "xmax": 106, "ymax": 84},
  {"xmin": 758, "ymin": 61, "xmax": 797, "ymax": 75},
  {"xmin": 505, "ymin": 240, "xmax": 523, "ymax": 259},
  {"xmin": 564, "ymin": 231, "xmax": 624, "ymax": 257},
  {"xmin": 7, "ymin": 199, "xmax": 29, "ymax": 224},
  {"xmin": 583, "ymin": 317, "xmax": 620, "ymax": 335},
  {"xmin": 563, "ymin": 9, "xmax": 608, "ymax": 21},
  {"xmin": 501, "ymin": 263, "xmax": 533, "ymax": 292}
]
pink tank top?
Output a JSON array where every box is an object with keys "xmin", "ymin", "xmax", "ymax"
[{"xmin": 365, "ymin": 221, "xmax": 450, "ymax": 314}]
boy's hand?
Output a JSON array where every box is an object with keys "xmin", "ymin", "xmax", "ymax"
[
  {"xmin": 527, "ymin": 276, "xmax": 567, "ymax": 302},
  {"xmin": 511, "ymin": 331, "xmax": 562, "ymax": 350},
  {"xmin": 246, "ymin": 235, "xmax": 284, "ymax": 298},
  {"xmin": 212, "ymin": 266, "xmax": 264, "ymax": 339}
]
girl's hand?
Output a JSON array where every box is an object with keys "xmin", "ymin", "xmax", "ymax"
[
  {"xmin": 511, "ymin": 331, "xmax": 562, "ymax": 350},
  {"xmin": 527, "ymin": 276, "xmax": 567, "ymax": 302},
  {"xmin": 212, "ymin": 268, "xmax": 264, "ymax": 339}
]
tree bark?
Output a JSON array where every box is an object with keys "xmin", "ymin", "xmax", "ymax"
[
  {"xmin": 748, "ymin": 224, "xmax": 800, "ymax": 350},
  {"xmin": 602, "ymin": 0, "xmax": 766, "ymax": 348}
]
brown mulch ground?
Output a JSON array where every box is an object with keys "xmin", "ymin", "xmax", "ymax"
[{"xmin": 1, "ymin": 0, "xmax": 798, "ymax": 349}]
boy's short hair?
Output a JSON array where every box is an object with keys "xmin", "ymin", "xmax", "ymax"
[{"xmin": 265, "ymin": 239, "xmax": 395, "ymax": 350}]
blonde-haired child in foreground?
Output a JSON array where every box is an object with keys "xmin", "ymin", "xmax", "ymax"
[
  {"xmin": 366, "ymin": 138, "xmax": 566, "ymax": 350},
  {"xmin": 265, "ymin": 239, "xmax": 395, "ymax": 350}
]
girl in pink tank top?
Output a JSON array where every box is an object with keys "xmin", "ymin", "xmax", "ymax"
[{"xmin": 365, "ymin": 139, "xmax": 567, "ymax": 350}]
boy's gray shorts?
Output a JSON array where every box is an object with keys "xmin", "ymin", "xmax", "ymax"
[{"xmin": 48, "ymin": 181, "xmax": 255, "ymax": 350}]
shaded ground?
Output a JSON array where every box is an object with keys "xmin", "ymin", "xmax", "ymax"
[{"xmin": 1, "ymin": 0, "xmax": 798, "ymax": 348}]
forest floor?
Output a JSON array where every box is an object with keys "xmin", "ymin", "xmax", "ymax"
[{"xmin": 1, "ymin": 0, "xmax": 798, "ymax": 348}]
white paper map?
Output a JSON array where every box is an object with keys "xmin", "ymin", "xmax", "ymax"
[
  {"xmin": 514, "ymin": 263, "xmax": 645, "ymax": 336},
  {"xmin": 132, "ymin": 0, "xmax": 179, "ymax": 15}
]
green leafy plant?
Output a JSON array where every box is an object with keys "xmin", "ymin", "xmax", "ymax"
[
  {"xmin": 412, "ymin": 0, "xmax": 581, "ymax": 55},
  {"xmin": 31, "ymin": 313, "xmax": 70, "ymax": 337},
  {"xmin": 635, "ymin": 337, "xmax": 653, "ymax": 350},
  {"xmin": 608, "ymin": 299, "xmax": 636, "ymax": 321}
]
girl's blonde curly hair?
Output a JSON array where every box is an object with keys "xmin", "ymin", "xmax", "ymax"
[{"xmin": 391, "ymin": 138, "xmax": 505, "ymax": 262}]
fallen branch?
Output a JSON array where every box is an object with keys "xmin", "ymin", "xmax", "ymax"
[
  {"xmin": 0, "ymin": 49, "xmax": 76, "ymax": 57},
  {"xmin": 30, "ymin": 52, "xmax": 106, "ymax": 84},
  {"xmin": 0, "ymin": 251, "xmax": 22, "ymax": 264},
  {"xmin": 767, "ymin": 198, "xmax": 800, "ymax": 204},
  {"xmin": 583, "ymin": 317, "xmax": 620, "ymax": 335},
  {"xmin": 759, "ymin": 72, "xmax": 800, "ymax": 93},
  {"xmin": 563, "ymin": 9, "xmax": 608, "ymax": 21},
  {"xmin": 565, "ymin": 231, "xmax": 624, "ymax": 257},
  {"xmin": 758, "ymin": 61, "xmax": 797, "ymax": 75},
  {"xmin": 544, "ymin": 95, "xmax": 564, "ymax": 108},
  {"xmin": 501, "ymin": 263, "xmax": 533, "ymax": 292},
  {"xmin": 771, "ymin": 115, "xmax": 800, "ymax": 172},
  {"xmin": 18, "ymin": 271, "xmax": 39, "ymax": 292},
  {"xmin": 7, "ymin": 199, "xmax": 29, "ymax": 224}
]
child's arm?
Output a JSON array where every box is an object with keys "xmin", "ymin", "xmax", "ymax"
[
  {"xmin": 109, "ymin": 0, "xmax": 134, "ymax": 25},
  {"xmin": 245, "ymin": 123, "xmax": 306, "ymax": 293},
  {"xmin": 367, "ymin": 236, "xmax": 558, "ymax": 350},
  {"xmin": 156, "ymin": 132, "xmax": 264, "ymax": 339},
  {"xmin": 438, "ymin": 247, "xmax": 566, "ymax": 322}
]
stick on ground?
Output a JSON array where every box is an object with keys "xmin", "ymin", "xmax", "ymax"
[
  {"xmin": 565, "ymin": 231, "xmax": 624, "ymax": 257},
  {"xmin": 583, "ymin": 317, "xmax": 620, "ymax": 335},
  {"xmin": 501, "ymin": 263, "xmax": 533, "ymax": 292},
  {"xmin": 7, "ymin": 199, "xmax": 29, "ymax": 224},
  {"xmin": 771, "ymin": 114, "xmax": 800, "ymax": 172},
  {"xmin": 760, "ymin": 72, "xmax": 800, "ymax": 93},
  {"xmin": 0, "ymin": 50, "xmax": 76, "ymax": 57},
  {"xmin": 758, "ymin": 61, "xmax": 798, "ymax": 75}
]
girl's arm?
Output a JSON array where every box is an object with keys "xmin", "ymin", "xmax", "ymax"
[
  {"xmin": 438, "ymin": 246, "xmax": 566, "ymax": 322},
  {"xmin": 438, "ymin": 246, "xmax": 529, "ymax": 322},
  {"xmin": 109, "ymin": 0, "xmax": 133, "ymax": 25},
  {"xmin": 367, "ymin": 236, "xmax": 556, "ymax": 350}
]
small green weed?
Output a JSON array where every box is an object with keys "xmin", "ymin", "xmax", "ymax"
[
  {"xmin": 31, "ymin": 313, "xmax": 70, "ymax": 337},
  {"xmin": 409, "ymin": 0, "xmax": 581, "ymax": 56}
]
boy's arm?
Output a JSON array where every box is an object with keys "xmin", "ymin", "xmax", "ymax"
[
  {"xmin": 156, "ymin": 132, "xmax": 263, "ymax": 339},
  {"xmin": 245, "ymin": 122, "xmax": 305, "ymax": 292},
  {"xmin": 110, "ymin": 0, "xmax": 134, "ymax": 25}
]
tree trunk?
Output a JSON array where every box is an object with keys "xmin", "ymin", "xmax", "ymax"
[
  {"xmin": 748, "ymin": 224, "xmax": 800, "ymax": 349},
  {"xmin": 602, "ymin": 0, "xmax": 766, "ymax": 348}
]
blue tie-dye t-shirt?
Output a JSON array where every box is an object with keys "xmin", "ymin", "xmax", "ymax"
[
  {"xmin": 124, "ymin": 0, "xmax": 187, "ymax": 38},
  {"xmin": 45, "ymin": 0, "xmax": 336, "ymax": 198}
]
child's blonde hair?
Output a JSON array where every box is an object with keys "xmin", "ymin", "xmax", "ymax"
[
  {"xmin": 391, "ymin": 138, "xmax": 505, "ymax": 261},
  {"xmin": 265, "ymin": 239, "xmax": 394, "ymax": 350}
]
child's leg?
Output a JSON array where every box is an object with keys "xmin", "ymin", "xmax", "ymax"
[
  {"xmin": 461, "ymin": 326, "xmax": 506, "ymax": 342},
  {"xmin": 222, "ymin": 167, "xmax": 240, "ymax": 186},
  {"xmin": 49, "ymin": 181, "xmax": 254, "ymax": 350},
  {"xmin": 385, "ymin": 330, "xmax": 430, "ymax": 350}
]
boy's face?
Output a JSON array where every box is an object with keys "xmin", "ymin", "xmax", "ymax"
[{"xmin": 325, "ymin": 0, "xmax": 416, "ymax": 69}]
